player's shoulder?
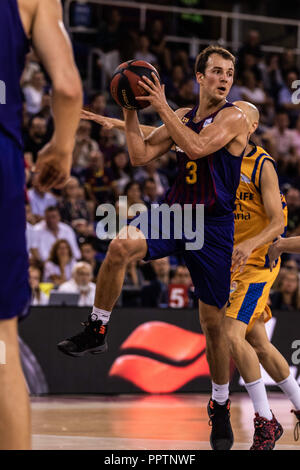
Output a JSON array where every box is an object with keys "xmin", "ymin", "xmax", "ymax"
[
  {"xmin": 175, "ymin": 107, "xmax": 192, "ymax": 119},
  {"xmin": 215, "ymin": 103, "xmax": 248, "ymax": 129}
]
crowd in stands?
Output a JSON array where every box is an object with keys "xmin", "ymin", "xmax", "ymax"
[{"xmin": 23, "ymin": 6, "xmax": 300, "ymax": 310}]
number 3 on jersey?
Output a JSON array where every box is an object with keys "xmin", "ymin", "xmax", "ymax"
[{"xmin": 186, "ymin": 161, "xmax": 197, "ymax": 184}]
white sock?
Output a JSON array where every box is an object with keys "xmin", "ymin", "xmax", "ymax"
[
  {"xmin": 92, "ymin": 306, "xmax": 111, "ymax": 325},
  {"xmin": 277, "ymin": 374, "xmax": 300, "ymax": 410},
  {"xmin": 245, "ymin": 378, "xmax": 272, "ymax": 420},
  {"xmin": 212, "ymin": 381, "xmax": 229, "ymax": 405}
]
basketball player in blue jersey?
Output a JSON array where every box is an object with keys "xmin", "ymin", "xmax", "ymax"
[
  {"xmin": 0, "ymin": 0, "xmax": 82, "ymax": 449},
  {"xmin": 58, "ymin": 45, "xmax": 248, "ymax": 450}
]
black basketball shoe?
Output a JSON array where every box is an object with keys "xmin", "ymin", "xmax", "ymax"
[
  {"xmin": 291, "ymin": 409, "xmax": 300, "ymax": 441},
  {"xmin": 207, "ymin": 398, "xmax": 234, "ymax": 450},
  {"xmin": 57, "ymin": 314, "xmax": 108, "ymax": 357},
  {"xmin": 250, "ymin": 412, "xmax": 281, "ymax": 450}
]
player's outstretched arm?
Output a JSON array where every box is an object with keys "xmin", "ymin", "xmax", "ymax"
[
  {"xmin": 137, "ymin": 73, "xmax": 247, "ymax": 159},
  {"xmin": 80, "ymin": 109, "xmax": 155, "ymax": 138},
  {"xmin": 232, "ymin": 160, "xmax": 285, "ymax": 273},
  {"xmin": 268, "ymin": 236, "xmax": 300, "ymax": 270},
  {"xmin": 32, "ymin": 0, "xmax": 82, "ymax": 189},
  {"xmin": 124, "ymin": 108, "xmax": 190, "ymax": 166}
]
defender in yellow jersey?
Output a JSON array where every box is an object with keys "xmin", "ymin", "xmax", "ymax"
[
  {"xmin": 226, "ymin": 142, "xmax": 287, "ymax": 331},
  {"xmin": 225, "ymin": 101, "xmax": 300, "ymax": 449}
]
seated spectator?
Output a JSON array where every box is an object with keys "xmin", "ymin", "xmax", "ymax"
[
  {"xmin": 141, "ymin": 257, "xmax": 170, "ymax": 307},
  {"xmin": 164, "ymin": 64, "xmax": 185, "ymax": 104},
  {"xmin": 285, "ymin": 187, "xmax": 300, "ymax": 235},
  {"xmin": 142, "ymin": 177, "xmax": 163, "ymax": 207},
  {"xmin": 237, "ymin": 30, "xmax": 263, "ymax": 81},
  {"xmin": 261, "ymin": 54, "xmax": 284, "ymax": 100},
  {"xmin": 110, "ymin": 149, "xmax": 132, "ymax": 196},
  {"xmin": 98, "ymin": 126, "xmax": 120, "ymax": 163},
  {"xmin": 28, "ymin": 172, "xmax": 57, "ymax": 219},
  {"xmin": 270, "ymin": 270, "xmax": 300, "ymax": 311},
  {"xmin": 23, "ymin": 115, "xmax": 48, "ymax": 163},
  {"xmin": 31, "ymin": 206, "xmax": 81, "ymax": 261},
  {"xmin": 43, "ymin": 239, "xmax": 76, "ymax": 287},
  {"xmin": 278, "ymin": 70, "xmax": 300, "ymax": 126},
  {"xmin": 134, "ymin": 160, "xmax": 169, "ymax": 197},
  {"xmin": 72, "ymin": 219, "xmax": 96, "ymax": 246},
  {"xmin": 171, "ymin": 265, "xmax": 192, "ymax": 286},
  {"xmin": 174, "ymin": 77, "xmax": 197, "ymax": 108},
  {"xmin": 26, "ymin": 203, "xmax": 38, "ymax": 254},
  {"xmin": 263, "ymin": 111, "xmax": 297, "ymax": 174},
  {"xmin": 80, "ymin": 241, "xmax": 101, "ymax": 282},
  {"xmin": 148, "ymin": 19, "xmax": 172, "ymax": 73},
  {"xmin": 58, "ymin": 177, "xmax": 91, "ymax": 225},
  {"xmin": 134, "ymin": 32, "xmax": 157, "ymax": 65},
  {"xmin": 58, "ymin": 262, "xmax": 96, "ymax": 306},
  {"xmin": 280, "ymin": 49, "xmax": 299, "ymax": 76},
  {"xmin": 116, "ymin": 181, "xmax": 147, "ymax": 221},
  {"xmin": 22, "ymin": 70, "xmax": 46, "ymax": 115},
  {"xmin": 240, "ymin": 71, "xmax": 266, "ymax": 105},
  {"xmin": 73, "ymin": 120, "xmax": 99, "ymax": 171},
  {"xmin": 169, "ymin": 265, "xmax": 194, "ymax": 308},
  {"xmin": 282, "ymin": 258, "xmax": 300, "ymax": 273},
  {"xmin": 29, "ymin": 265, "xmax": 48, "ymax": 306},
  {"xmin": 83, "ymin": 150, "xmax": 114, "ymax": 205},
  {"xmin": 88, "ymin": 92, "xmax": 110, "ymax": 141}
]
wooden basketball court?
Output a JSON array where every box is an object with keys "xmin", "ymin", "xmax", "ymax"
[{"xmin": 31, "ymin": 393, "xmax": 299, "ymax": 450}]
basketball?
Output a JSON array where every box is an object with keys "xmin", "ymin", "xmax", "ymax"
[{"xmin": 110, "ymin": 60, "xmax": 160, "ymax": 110}]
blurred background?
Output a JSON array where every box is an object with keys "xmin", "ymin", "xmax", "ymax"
[{"xmin": 21, "ymin": 0, "xmax": 300, "ymax": 394}]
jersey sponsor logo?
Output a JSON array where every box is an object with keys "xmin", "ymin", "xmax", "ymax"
[
  {"xmin": 181, "ymin": 117, "xmax": 189, "ymax": 123},
  {"xmin": 202, "ymin": 117, "xmax": 212, "ymax": 128},
  {"xmin": 238, "ymin": 191, "xmax": 254, "ymax": 201},
  {"xmin": 240, "ymin": 173, "xmax": 251, "ymax": 183}
]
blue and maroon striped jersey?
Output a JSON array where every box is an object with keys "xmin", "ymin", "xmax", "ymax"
[
  {"xmin": 165, "ymin": 102, "xmax": 244, "ymax": 217},
  {"xmin": 0, "ymin": 0, "xmax": 29, "ymax": 147}
]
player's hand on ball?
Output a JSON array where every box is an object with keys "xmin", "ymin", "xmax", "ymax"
[
  {"xmin": 268, "ymin": 236, "xmax": 282, "ymax": 272},
  {"xmin": 80, "ymin": 109, "xmax": 114, "ymax": 129},
  {"xmin": 231, "ymin": 240, "xmax": 255, "ymax": 273},
  {"xmin": 137, "ymin": 72, "xmax": 167, "ymax": 112},
  {"xmin": 34, "ymin": 140, "xmax": 72, "ymax": 191}
]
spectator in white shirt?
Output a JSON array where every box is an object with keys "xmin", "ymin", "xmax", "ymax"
[
  {"xmin": 32, "ymin": 206, "xmax": 81, "ymax": 261},
  {"xmin": 43, "ymin": 239, "xmax": 76, "ymax": 287},
  {"xmin": 240, "ymin": 71, "xmax": 266, "ymax": 105},
  {"xmin": 28, "ymin": 173, "xmax": 57, "ymax": 219},
  {"xmin": 58, "ymin": 262, "xmax": 96, "ymax": 306},
  {"xmin": 263, "ymin": 110, "xmax": 297, "ymax": 172},
  {"xmin": 22, "ymin": 70, "xmax": 46, "ymax": 115}
]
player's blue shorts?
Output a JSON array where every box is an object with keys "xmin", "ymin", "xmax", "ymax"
[
  {"xmin": 130, "ymin": 207, "xmax": 234, "ymax": 309},
  {"xmin": 0, "ymin": 131, "xmax": 31, "ymax": 320}
]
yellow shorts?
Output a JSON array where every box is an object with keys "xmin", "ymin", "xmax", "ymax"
[{"xmin": 226, "ymin": 262, "xmax": 280, "ymax": 332}]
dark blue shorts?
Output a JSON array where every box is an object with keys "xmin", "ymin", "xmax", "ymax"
[
  {"xmin": 130, "ymin": 208, "xmax": 234, "ymax": 309},
  {"xmin": 0, "ymin": 131, "xmax": 31, "ymax": 320}
]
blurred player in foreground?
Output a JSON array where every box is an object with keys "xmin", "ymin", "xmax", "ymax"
[
  {"xmin": 0, "ymin": 0, "xmax": 82, "ymax": 449},
  {"xmin": 59, "ymin": 46, "xmax": 250, "ymax": 450},
  {"xmin": 227, "ymin": 101, "xmax": 300, "ymax": 449}
]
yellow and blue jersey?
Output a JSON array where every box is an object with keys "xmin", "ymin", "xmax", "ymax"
[
  {"xmin": 227, "ymin": 144, "xmax": 287, "ymax": 331},
  {"xmin": 233, "ymin": 144, "xmax": 287, "ymax": 268}
]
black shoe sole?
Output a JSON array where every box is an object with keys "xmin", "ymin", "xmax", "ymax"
[
  {"xmin": 210, "ymin": 436, "xmax": 234, "ymax": 451},
  {"xmin": 57, "ymin": 342, "xmax": 108, "ymax": 357}
]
